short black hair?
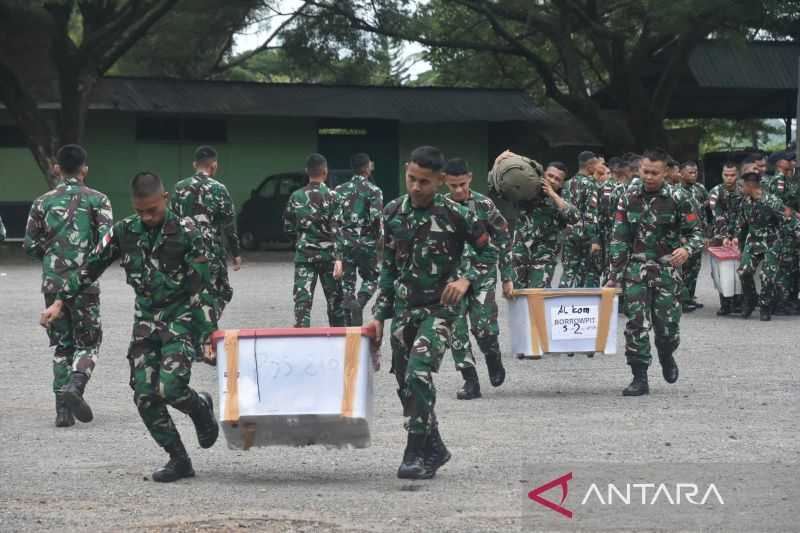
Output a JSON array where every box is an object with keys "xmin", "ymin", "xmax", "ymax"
[
  {"xmin": 350, "ymin": 152, "xmax": 371, "ymax": 174},
  {"xmin": 444, "ymin": 158, "xmax": 470, "ymax": 176},
  {"xmin": 643, "ymin": 148, "xmax": 669, "ymax": 164},
  {"xmin": 742, "ymin": 153, "xmax": 759, "ymax": 165},
  {"xmin": 305, "ymin": 153, "xmax": 328, "ymax": 177},
  {"xmin": 723, "ymin": 160, "xmax": 738, "ymax": 170},
  {"xmin": 680, "ymin": 160, "xmax": 698, "ymax": 169},
  {"xmin": 741, "ymin": 172, "xmax": 761, "ymax": 184},
  {"xmin": 578, "ymin": 151, "xmax": 596, "ymax": 166},
  {"xmin": 194, "ymin": 145, "xmax": 218, "ymax": 165},
  {"xmin": 546, "ymin": 161, "xmax": 569, "ymax": 175},
  {"xmin": 130, "ymin": 171, "xmax": 164, "ymax": 199},
  {"xmin": 410, "ymin": 146, "xmax": 445, "ymax": 172},
  {"xmin": 608, "ymin": 157, "xmax": 623, "ymax": 170},
  {"xmin": 57, "ymin": 144, "xmax": 87, "ymax": 174}
]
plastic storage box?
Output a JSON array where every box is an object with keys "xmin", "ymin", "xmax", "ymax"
[{"xmin": 708, "ymin": 246, "xmax": 742, "ymax": 298}]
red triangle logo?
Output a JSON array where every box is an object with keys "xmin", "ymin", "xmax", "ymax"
[{"xmin": 528, "ymin": 472, "xmax": 573, "ymax": 519}]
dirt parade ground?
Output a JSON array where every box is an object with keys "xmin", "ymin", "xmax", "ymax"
[{"xmin": 1, "ymin": 247, "xmax": 798, "ymax": 532}]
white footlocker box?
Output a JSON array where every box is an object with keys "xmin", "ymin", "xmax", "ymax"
[
  {"xmin": 211, "ymin": 327, "xmax": 375, "ymax": 450},
  {"xmin": 507, "ymin": 288, "xmax": 620, "ymax": 358},
  {"xmin": 708, "ymin": 246, "xmax": 742, "ymax": 298}
]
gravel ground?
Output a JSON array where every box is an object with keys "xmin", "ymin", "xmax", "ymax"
[{"xmin": 0, "ymin": 245, "xmax": 797, "ymax": 532}]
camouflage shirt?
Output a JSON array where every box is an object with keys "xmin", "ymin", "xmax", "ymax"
[
  {"xmin": 736, "ymin": 192, "xmax": 786, "ymax": 245},
  {"xmin": 446, "ymin": 190, "xmax": 513, "ymax": 282},
  {"xmin": 333, "ymin": 174, "xmax": 384, "ymax": 250},
  {"xmin": 681, "ymin": 182, "xmax": 709, "ymax": 231},
  {"xmin": 283, "ymin": 181, "xmax": 340, "ymax": 263},
  {"xmin": 608, "ymin": 182, "xmax": 704, "ymax": 283},
  {"xmin": 707, "ymin": 182, "xmax": 744, "ymax": 241},
  {"xmin": 24, "ymin": 177, "xmax": 113, "ymax": 294},
  {"xmin": 562, "ymin": 173, "xmax": 599, "ymax": 244},
  {"xmin": 514, "ymin": 195, "xmax": 580, "ymax": 254},
  {"xmin": 171, "ymin": 171, "xmax": 240, "ymax": 260},
  {"xmin": 762, "ymin": 173, "xmax": 800, "ymax": 211},
  {"xmin": 373, "ymin": 193, "xmax": 497, "ymax": 320},
  {"xmin": 58, "ymin": 209, "xmax": 216, "ymax": 342},
  {"xmin": 597, "ymin": 178, "xmax": 625, "ymax": 245}
]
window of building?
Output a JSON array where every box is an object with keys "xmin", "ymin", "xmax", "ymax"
[{"xmin": 135, "ymin": 116, "xmax": 227, "ymax": 143}]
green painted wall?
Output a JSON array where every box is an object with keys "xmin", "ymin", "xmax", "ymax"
[{"xmin": 397, "ymin": 122, "xmax": 489, "ymax": 196}]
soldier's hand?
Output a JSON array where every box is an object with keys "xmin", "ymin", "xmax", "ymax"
[
  {"xmin": 605, "ymin": 279, "xmax": 618, "ymax": 288},
  {"xmin": 591, "ymin": 243, "xmax": 602, "ymax": 255},
  {"xmin": 722, "ymin": 238, "xmax": 732, "ymax": 247},
  {"xmin": 732, "ymin": 237, "xmax": 739, "ymax": 248},
  {"xmin": 502, "ymin": 280, "xmax": 514, "ymax": 299},
  {"xmin": 494, "ymin": 149, "xmax": 516, "ymax": 166},
  {"xmin": 441, "ymin": 278, "xmax": 471, "ymax": 305},
  {"xmin": 670, "ymin": 247, "xmax": 689, "ymax": 267},
  {"xmin": 40, "ymin": 299, "xmax": 64, "ymax": 327},
  {"xmin": 542, "ymin": 180, "xmax": 555, "ymax": 198},
  {"xmin": 232, "ymin": 256, "xmax": 242, "ymax": 271},
  {"xmin": 369, "ymin": 320, "xmax": 384, "ymax": 351},
  {"xmin": 333, "ymin": 260, "xmax": 344, "ymax": 280}
]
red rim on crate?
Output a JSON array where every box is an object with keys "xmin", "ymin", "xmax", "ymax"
[{"xmin": 708, "ymin": 246, "xmax": 741, "ymax": 260}]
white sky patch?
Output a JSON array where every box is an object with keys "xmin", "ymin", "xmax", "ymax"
[{"xmin": 231, "ymin": 0, "xmax": 431, "ymax": 80}]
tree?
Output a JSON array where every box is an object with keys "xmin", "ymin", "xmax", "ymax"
[
  {"xmin": 0, "ymin": 0, "xmax": 181, "ymax": 187},
  {"xmin": 293, "ymin": 0, "xmax": 792, "ymax": 153}
]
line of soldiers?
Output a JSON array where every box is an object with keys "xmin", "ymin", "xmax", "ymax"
[{"xmin": 33, "ymin": 144, "xmax": 240, "ymax": 482}]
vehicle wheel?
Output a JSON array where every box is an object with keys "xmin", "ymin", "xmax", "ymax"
[{"xmin": 240, "ymin": 231, "xmax": 258, "ymax": 251}]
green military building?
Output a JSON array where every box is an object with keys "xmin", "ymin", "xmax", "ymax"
[{"xmin": 0, "ymin": 76, "xmax": 557, "ymax": 238}]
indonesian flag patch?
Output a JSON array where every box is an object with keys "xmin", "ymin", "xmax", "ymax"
[{"xmin": 686, "ymin": 213, "xmax": 698, "ymax": 222}]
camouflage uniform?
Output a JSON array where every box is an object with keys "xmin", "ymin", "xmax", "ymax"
[
  {"xmin": 735, "ymin": 192, "xmax": 787, "ymax": 309},
  {"xmin": 707, "ymin": 181, "xmax": 744, "ymax": 245},
  {"xmin": 560, "ymin": 174, "xmax": 601, "ymax": 287},
  {"xmin": 512, "ymin": 195, "xmax": 579, "ymax": 288},
  {"xmin": 597, "ymin": 178, "xmax": 626, "ymax": 282},
  {"xmin": 608, "ymin": 182, "xmax": 704, "ymax": 366},
  {"xmin": 445, "ymin": 190, "xmax": 512, "ymax": 370},
  {"xmin": 762, "ymin": 173, "xmax": 800, "ymax": 308},
  {"xmin": 58, "ymin": 210, "xmax": 216, "ymax": 449},
  {"xmin": 679, "ymin": 182, "xmax": 709, "ymax": 305},
  {"xmin": 171, "ymin": 171, "xmax": 240, "ymax": 315},
  {"xmin": 283, "ymin": 181, "xmax": 345, "ymax": 327},
  {"xmin": 24, "ymin": 177, "xmax": 113, "ymax": 395},
  {"xmin": 333, "ymin": 174, "xmax": 384, "ymax": 325},
  {"xmin": 373, "ymin": 193, "xmax": 496, "ymax": 435}
]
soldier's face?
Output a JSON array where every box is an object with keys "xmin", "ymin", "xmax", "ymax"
[
  {"xmin": 544, "ymin": 167, "xmax": 566, "ymax": 190},
  {"xmin": 743, "ymin": 181, "xmax": 760, "ymax": 198},
  {"xmin": 444, "ymin": 173, "xmax": 472, "ymax": 202},
  {"xmin": 722, "ymin": 168, "xmax": 738, "ymax": 189},
  {"xmin": 641, "ymin": 159, "xmax": 667, "ymax": 192},
  {"xmin": 756, "ymin": 159, "xmax": 767, "ymax": 175},
  {"xmin": 777, "ymin": 160, "xmax": 793, "ymax": 177},
  {"xmin": 594, "ymin": 165, "xmax": 610, "ymax": 183},
  {"xmin": 133, "ymin": 191, "xmax": 169, "ymax": 228},
  {"xmin": 681, "ymin": 165, "xmax": 698, "ymax": 184},
  {"xmin": 406, "ymin": 162, "xmax": 441, "ymax": 208}
]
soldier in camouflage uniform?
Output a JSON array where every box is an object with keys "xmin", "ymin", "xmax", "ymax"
[
  {"xmin": 171, "ymin": 146, "xmax": 241, "ymax": 327},
  {"xmin": 283, "ymin": 153, "xmax": 345, "ymax": 328},
  {"xmin": 512, "ymin": 161, "xmax": 579, "ymax": 288},
  {"xmin": 369, "ymin": 146, "xmax": 496, "ymax": 480},
  {"xmin": 41, "ymin": 172, "xmax": 219, "ymax": 483},
  {"xmin": 443, "ymin": 158, "xmax": 511, "ymax": 400},
  {"xmin": 24, "ymin": 145, "xmax": 113, "ymax": 427},
  {"xmin": 762, "ymin": 151, "xmax": 799, "ymax": 315},
  {"xmin": 597, "ymin": 158, "xmax": 627, "ymax": 283},
  {"xmin": 736, "ymin": 172, "xmax": 792, "ymax": 322},
  {"xmin": 333, "ymin": 153, "xmax": 383, "ymax": 326},
  {"xmin": 607, "ymin": 149, "xmax": 704, "ymax": 397},
  {"xmin": 560, "ymin": 151, "xmax": 601, "ymax": 288},
  {"xmin": 707, "ymin": 162, "xmax": 744, "ymax": 315},
  {"xmin": 678, "ymin": 161, "xmax": 709, "ymax": 312}
]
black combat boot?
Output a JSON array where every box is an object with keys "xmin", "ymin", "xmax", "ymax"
[
  {"xmin": 622, "ymin": 362, "xmax": 649, "ymax": 396},
  {"xmin": 188, "ymin": 392, "xmax": 219, "ymax": 449},
  {"xmin": 456, "ymin": 367, "xmax": 482, "ymax": 400},
  {"xmin": 397, "ymin": 432, "xmax": 428, "ymax": 479},
  {"xmin": 421, "ymin": 425, "xmax": 451, "ymax": 479},
  {"xmin": 657, "ymin": 351, "xmax": 679, "ymax": 384},
  {"xmin": 152, "ymin": 439, "xmax": 195, "ymax": 482},
  {"xmin": 55, "ymin": 393, "xmax": 74, "ymax": 427},
  {"xmin": 740, "ymin": 276, "xmax": 757, "ymax": 319},
  {"xmin": 61, "ymin": 371, "xmax": 93, "ymax": 423},
  {"xmin": 716, "ymin": 296, "xmax": 732, "ymax": 316},
  {"xmin": 759, "ymin": 306, "xmax": 772, "ymax": 321},
  {"xmin": 478, "ymin": 336, "xmax": 506, "ymax": 387},
  {"xmin": 732, "ymin": 295, "xmax": 743, "ymax": 313}
]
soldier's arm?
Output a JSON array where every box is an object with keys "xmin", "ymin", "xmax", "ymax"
[
  {"xmin": 329, "ymin": 191, "xmax": 343, "ymax": 261},
  {"xmin": 283, "ymin": 194, "xmax": 297, "ymax": 239},
  {"xmin": 23, "ymin": 200, "xmax": 46, "ymax": 260},
  {"xmin": 608, "ymin": 196, "xmax": 632, "ymax": 282},
  {"xmin": 586, "ymin": 185, "xmax": 600, "ymax": 245},
  {"xmin": 557, "ymin": 199, "xmax": 581, "ymax": 226},
  {"xmin": 486, "ymin": 201, "xmax": 514, "ymax": 283},
  {"xmin": 678, "ymin": 195, "xmax": 704, "ymax": 256},
  {"xmin": 94, "ymin": 194, "xmax": 114, "ymax": 242},
  {"xmin": 185, "ymin": 223, "xmax": 217, "ymax": 344},
  {"xmin": 456, "ymin": 207, "xmax": 497, "ymax": 283},
  {"xmin": 372, "ymin": 209, "xmax": 397, "ymax": 321},
  {"xmin": 219, "ymin": 185, "xmax": 241, "ymax": 258},
  {"xmin": 370, "ymin": 186, "xmax": 384, "ymax": 245},
  {"xmin": 58, "ymin": 222, "xmax": 123, "ymax": 300}
]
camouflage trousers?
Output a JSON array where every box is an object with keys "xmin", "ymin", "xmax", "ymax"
[
  {"xmin": 560, "ymin": 237, "xmax": 601, "ymax": 288},
  {"xmin": 390, "ymin": 307, "xmax": 453, "ymax": 435},
  {"xmin": 293, "ymin": 261, "xmax": 345, "ymax": 328},
  {"xmin": 738, "ymin": 240, "xmax": 779, "ymax": 308},
  {"xmin": 622, "ymin": 265, "xmax": 682, "ymax": 366},
  {"xmin": 127, "ymin": 315, "xmax": 200, "ymax": 449},
  {"xmin": 44, "ymin": 293, "xmax": 102, "ymax": 395},
  {"xmin": 341, "ymin": 246, "xmax": 379, "ymax": 325},
  {"xmin": 773, "ymin": 233, "xmax": 798, "ymax": 305},
  {"xmin": 211, "ymin": 258, "xmax": 233, "ymax": 312},
  {"xmin": 451, "ymin": 274, "xmax": 499, "ymax": 370},
  {"xmin": 512, "ymin": 242, "xmax": 559, "ymax": 288},
  {"xmin": 681, "ymin": 251, "xmax": 703, "ymax": 303}
]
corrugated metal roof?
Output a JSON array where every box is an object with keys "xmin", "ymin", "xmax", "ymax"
[
  {"xmin": 688, "ymin": 41, "xmax": 798, "ymax": 90},
  {"xmin": 77, "ymin": 77, "xmax": 549, "ymax": 123}
]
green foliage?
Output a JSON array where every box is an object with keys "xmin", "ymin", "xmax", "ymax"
[{"xmin": 666, "ymin": 118, "xmax": 787, "ymax": 155}]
